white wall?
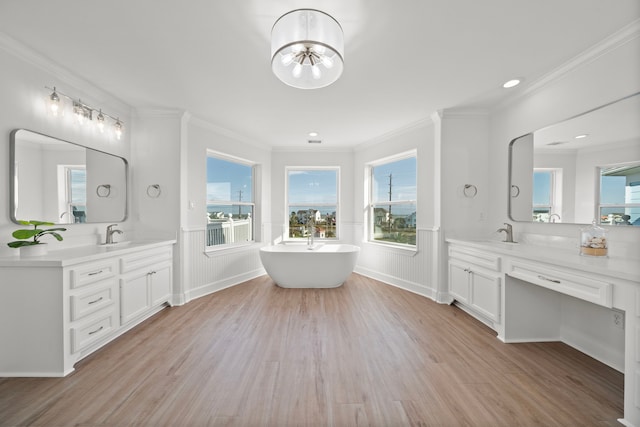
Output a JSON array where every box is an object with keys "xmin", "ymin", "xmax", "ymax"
[
  {"xmin": 179, "ymin": 117, "xmax": 272, "ymax": 302},
  {"xmin": 353, "ymin": 122, "xmax": 443, "ymax": 299},
  {"xmin": 0, "ymin": 35, "xmax": 132, "ymax": 256}
]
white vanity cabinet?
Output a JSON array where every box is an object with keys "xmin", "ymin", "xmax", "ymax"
[
  {"xmin": 446, "ymin": 238, "xmax": 640, "ymax": 427},
  {"xmin": 120, "ymin": 246, "xmax": 173, "ymax": 324},
  {"xmin": 0, "ymin": 240, "xmax": 175, "ymax": 377},
  {"xmin": 448, "ymin": 245, "xmax": 502, "ymax": 325}
]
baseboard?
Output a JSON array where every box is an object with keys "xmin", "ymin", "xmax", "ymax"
[
  {"xmin": 186, "ymin": 268, "xmax": 266, "ymax": 302},
  {"xmin": 354, "ymin": 266, "xmax": 436, "ymax": 301}
]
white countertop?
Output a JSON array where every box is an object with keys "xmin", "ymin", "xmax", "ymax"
[
  {"xmin": 0, "ymin": 240, "xmax": 176, "ymax": 268},
  {"xmin": 446, "ymin": 238, "xmax": 640, "ymax": 283}
]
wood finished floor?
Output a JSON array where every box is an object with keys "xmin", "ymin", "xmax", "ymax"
[{"xmin": 0, "ymin": 273, "xmax": 624, "ymax": 427}]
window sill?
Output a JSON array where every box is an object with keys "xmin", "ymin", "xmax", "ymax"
[{"xmin": 204, "ymin": 241, "xmax": 259, "ymax": 257}]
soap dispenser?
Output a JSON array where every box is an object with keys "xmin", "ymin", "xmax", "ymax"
[{"xmin": 580, "ymin": 220, "xmax": 608, "ymax": 257}]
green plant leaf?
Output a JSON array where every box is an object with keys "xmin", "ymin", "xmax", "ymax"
[
  {"xmin": 7, "ymin": 241, "xmax": 39, "ymax": 248},
  {"xmin": 12, "ymin": 229, "xmax": 38, "ymax": 239},
  {"xmin": 48, "ymin": 232, "xmax": 64, "ymax": 241}
]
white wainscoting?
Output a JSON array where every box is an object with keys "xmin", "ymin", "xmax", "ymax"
[
  {"xmin": 181, "ymin": 227, "xmax": 265, "ymax": 302},
  {"xmin": 355, "ymin": 228, "xmax": 441, "ymax": 300}
]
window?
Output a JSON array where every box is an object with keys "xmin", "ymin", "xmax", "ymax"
[
  {"xmin": 598, "ymin": 164, "xmax": 640, "ymax": 226},
  {"xmin": 532, "ymin": 168, "xmax": 562, "ymax": 222},
  {"xmin": 368, "ymin": 154, "xmax": 417, "ymax": 246},
  {"xmin": 58, "ymin": 165, "xmax": 86, "ymax": 223},
  {"xmin": 206, "ymin": 153, "xmax": 255, "ymax": 247},
  {"xmin": 286, "ymin": 168, "xmax": 338, "ymax": 239}
]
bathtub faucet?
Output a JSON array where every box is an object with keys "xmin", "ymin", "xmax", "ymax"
[{"xmin": 307, "ymin": 210, "xmax": 315, "ymax": 249}]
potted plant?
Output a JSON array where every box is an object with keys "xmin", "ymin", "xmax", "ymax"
[{"xmin": 7, "ymin": 220, "xmax": 66, "ymax": 257}]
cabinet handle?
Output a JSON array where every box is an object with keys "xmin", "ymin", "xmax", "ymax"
[
  {"xmin": 88, "ymin": 326, "xmax": 104, "ymax": 335},
  {"xmin": 463, "ymin": 268, "xmax": 472, "ymax": 273},
  {"xmin": 538, "ymin": 275, "xmax": 561, "ymax": 284},
  {"xmin": 88, "ymin": 296, "xmax": 103, "ymax": 305},
  {"xmin": 87, "ymin": 270, "xmax": 104, "ymax": 276}
]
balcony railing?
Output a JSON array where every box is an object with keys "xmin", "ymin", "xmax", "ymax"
[{"xmin": 207, "ymin": 218, "xmax": 252, "ymax": 246}]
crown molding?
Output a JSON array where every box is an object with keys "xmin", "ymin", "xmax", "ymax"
[
  {"xmin": 495, "ymin": 19, "xmax": 640, "ymax": 111},
  {"xmin": 187, "ymin": 114, "xmax": 271, "ymax": 151},
  {"xmin": 354, "ymin": 117, "xmax": 433, "ymax": 152},
  {"xmin": 134, "ymin": 108, "xmax": 186, "ymax": 119},
  {"xmin": 0, "ymin": 31, "xmax": 132, "ymax": 114}
]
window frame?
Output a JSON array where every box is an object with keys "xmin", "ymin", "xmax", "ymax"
[
  {"xmin": 532, "ymin": 168, "xmax": 562, "ymax": 223},
  {"xmin": 285, "ymin": 166, "xmax": 340, "ymax": 241},
  {"xmin": 366, "ymin": 151, "xmax": 417, "ymax": 248},
  {"xmin": 205, "ymin": 150, "xmax": 256, "ymax": 250},
  {"xmin": 597, "ymin": 162, "xmax": 640, "ymax": 226}
]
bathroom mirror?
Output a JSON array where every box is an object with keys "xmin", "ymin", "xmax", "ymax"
[
  {"xmin": 10, "ymin": 129, "xmax": 128, "ymax": 225},
  {"xmin": 508, "ymin": 93, "xmax": 640, "ymax": 226}
]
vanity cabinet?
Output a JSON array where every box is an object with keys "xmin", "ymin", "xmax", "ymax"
[
  {"xmin": 446, "ymin": 238, "xmax": 640, "ymax": 427},
  {"xmin": 0, "ymin": 240, "xmax": 175, "ymax": 377},
  {"xmin": 120, "ymin": 246, "xmax": 172, "ymax": 324},
  {"xmin": 448, "ymin": 246, "xmax": 502, "ymax": 324}
]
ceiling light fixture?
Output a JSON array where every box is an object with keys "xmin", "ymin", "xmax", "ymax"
[
  {"xmin": 502, "ymin": 79, "xmax": 521, "ymax": 88},
  {"xmin": 271, "ymin": 9, "xmax": 344, "ymax": 89},
  {"xmin": 45, "ymin": 86, "xmax": 125, "ymax": 139},
  {"xmin": 574, "ymin": 134, "xmax": 589, "ymax": 139},
  {"xmin": 308, "ymin": 131, "xmax": 319, "ymax": 137}
]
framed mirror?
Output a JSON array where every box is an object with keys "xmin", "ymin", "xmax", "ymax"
[
  {"xmin": 10, "ymin": 129, "xmax": 128, "ymax": 225},
  {"xmin": 508, "ymin": 93, "xmax": 640, "ymax": 226}
]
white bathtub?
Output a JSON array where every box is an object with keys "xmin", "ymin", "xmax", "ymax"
[{"xmin": 259, "ymin": 243, "xmax": 360, "ymax": 288}]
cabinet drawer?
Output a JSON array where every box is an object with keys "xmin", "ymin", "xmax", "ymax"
[
  {"xmin": 448, "ymin": 246, "xmax": 501, "ymax": 271},
  {"xmin": 120, "ymin": 246, "xmax": 173, "ymax": 273},
  {"xmin": 70, "ymin": 279, "xmax": 117, "ymax": 321},
  {"xmin": 71, "ymin": 310, "xmax": 117, "ymax": 353},
  {"xmin": 508, "ymin": 260, "xmax": 612, "ymax": 308},
  {"xmin": 70, "ymin": 259, "xmax": 118, "ymax": 289}
]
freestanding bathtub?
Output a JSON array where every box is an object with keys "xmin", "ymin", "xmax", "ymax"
[{"xmin": 259, "ymin": 243, "xmax": 360, "ymax": 288}]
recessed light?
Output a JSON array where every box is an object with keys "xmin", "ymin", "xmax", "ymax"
[
  {"xmin": 502, "ymin": 79, "xmax": 521, "ymax": 89},
  {"xmin": 308, "ymin": 131, "xmax": 319, "ymax": 137},
  {"xmin": 574, "ymin": 134, "xmax": 589, "ymax": 139}
]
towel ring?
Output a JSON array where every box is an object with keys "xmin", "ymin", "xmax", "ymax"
[
  {"xmin": 96, "ymin": 184, "xmax": 111, "ymax": 198},
  {"xmin": 511, "ymin": 185, "xmax": 520, "ymax": 198},
  {"xmin": 463, "ymin": 184, "xmax": 477, "ymax": 198},
  {"xmin": 146, "ymin": 184, "xmax": 161, "ymax": 198}
]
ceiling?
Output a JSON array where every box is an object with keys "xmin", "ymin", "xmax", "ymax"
[{"xmin": 0, "ymin": 1, "xmax": 638, "ymax": 148}]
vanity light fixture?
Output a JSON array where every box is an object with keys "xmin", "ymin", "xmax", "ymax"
[
  {"xmin": 45, "ymin": 86, "xmax": 125, "ymax": 139},
  {"xmin": 271, "ymin": 9, "xmax": 344, "ymax": 89},
  {"xmin": 502, "ymin": 79, "xmax": 521, "ymax": 88}
]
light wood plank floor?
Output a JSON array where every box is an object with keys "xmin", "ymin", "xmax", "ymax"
[{"xmin": 0, "ymin": 274, "xmax": 623, "ymax": 426}]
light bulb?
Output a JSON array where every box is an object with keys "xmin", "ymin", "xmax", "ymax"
[
  {"xmin": 313, "ymin": 44, "xmax": 326, "ymax": 55},
  {"xmin": 96, "ymin": 110, "xmax": 105, "ymax": 133},
  {"xmin": 291, "ymin": 43, "xmax": 304, "ymax": 53},
  {"xmin": 321, "ymin": 55, "xmax": 334, "ymax": 69},
  {"xmin": 49, "ymin": 87, "xmax": 60, "ymax": 116},
  {"xmin": 292, "ymin": 63, "xmax": 303, "ymax": 78},
  {"xmin": 114, "ymin": 119, "xmax": 123, "ymax": 140},
  {"xmin": 312, "ymin": 64, "xmax": 321, "ymax": 79},
  {"xmin": 281, "ymin": 52, "xmax": 295, "ymax": 66}
]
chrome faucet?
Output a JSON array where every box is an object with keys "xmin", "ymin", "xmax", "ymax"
[
  {"xmin": 549, "ymin": 213, "xmax": 561, "ymax": 223},
  {"xmin": 105, "ymin": 224, "xmax": 123, "ymax": 244},
  {"xmin": 497, "ymin": 222, "xmax": 515, "ymax": 243}
]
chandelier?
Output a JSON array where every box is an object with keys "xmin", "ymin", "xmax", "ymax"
[{"xmin": 271, "ymin": 9, "xmax": 344, "ymax": 89}]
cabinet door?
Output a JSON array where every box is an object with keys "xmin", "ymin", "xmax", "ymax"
[
  {"xmin": 448, "ymin": 260, "xmax": 470, "ymax": 303},
  {"xmin": 120, "ymin": 272, "xmax": 150, "ymax": 324},
  {"xmin": 470, "ymin": 270, "xmax": 501, "ymax": 322},
  {"xmin": 150, "ymin": 264, "xmax": 172, "ymax": 307}
]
